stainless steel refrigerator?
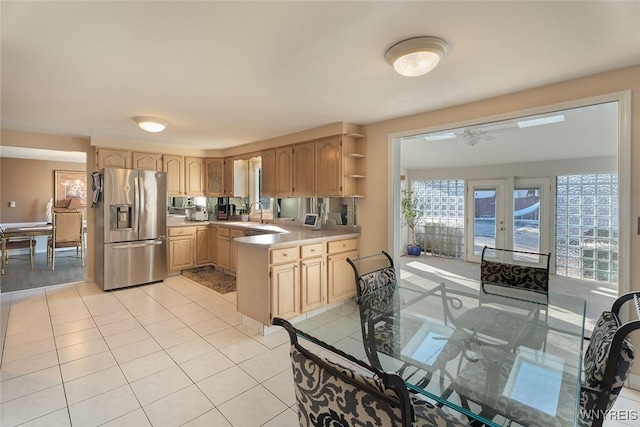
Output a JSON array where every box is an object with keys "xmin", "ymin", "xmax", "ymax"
[{"xmin": 95, "ymin": 168, "xmax": 167, "ymax": 290}]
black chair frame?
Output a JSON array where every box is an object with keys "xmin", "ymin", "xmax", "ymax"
[
  {"xmin": 584, "ymin": 291, "xmax": 640, "ymax": 426},
  {"xmin": 273, "ymin": 316, "xmax": 415, "ymax": 426}
]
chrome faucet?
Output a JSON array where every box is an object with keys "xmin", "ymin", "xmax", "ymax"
[{"xmin": 248, "ymin": 201, "xmax": 264, "ymax": 223}]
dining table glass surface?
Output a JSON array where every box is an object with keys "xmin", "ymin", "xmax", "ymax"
[{"xmin": 292, "ymin": 277, "xmax": 586, "ymax": 427}]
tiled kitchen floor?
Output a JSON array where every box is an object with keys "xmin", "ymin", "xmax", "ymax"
[{"xmin": 1, "ymin": 276, "xmax": 639, "ymax": 426}]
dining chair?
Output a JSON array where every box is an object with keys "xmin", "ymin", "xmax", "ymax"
[
  {"xmin": 447, "ymin": 245, "xmax": 551, "ymax": 352},
  {"xmin": 347, "ymin": 251, "xmax": 450, "ymax": 391},
  {"xmin": 1, "ymin": 235, "xmax": 36, "ymax": 270},
  {"xmin": 480, "ymin": 245, "xmax": 550, "ymax": 293},
  {"xmin": 347, "ymin": 251, "xmax": 400, "ymax": 369},
  {"xmin": 452, "ymin": 291, "xmax": 640, "ymax": 427},
  {"xmin": 273, "ymin": 317, "xmax": 471, "ymax": 427},
  {"xmin": 47, "ymin": 211, "xmax": 84, "ymax": 271}
]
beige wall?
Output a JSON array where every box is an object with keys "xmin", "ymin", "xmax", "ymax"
[
  {"xmin": 0, "ymin": 158, "xmax": 85, "ymax": 223},
  {"xmin": 1, "ymin": 129, "xmax": 94, "ymax": 278}
]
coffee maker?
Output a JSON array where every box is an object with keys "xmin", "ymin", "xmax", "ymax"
[
  {"xmin": 184, "ymin": 197, "xmax": 195, "ymax": 221},
  {"xmin": 216, "ymin": 198, "xmax": 236, "ymax": 220}
]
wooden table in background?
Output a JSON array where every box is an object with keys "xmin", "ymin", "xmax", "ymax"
[{"xmin": 1, "ymin": 224, "xmax": 52, "ymax": 274}]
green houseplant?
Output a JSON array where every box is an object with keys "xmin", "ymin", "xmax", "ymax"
[{"xmin": 401, "ymin": 189, "xmax": 422, "ymax": 256}]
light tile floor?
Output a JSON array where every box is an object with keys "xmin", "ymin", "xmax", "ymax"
[
  {"xmin": 0, "ymin": 276, "xmax": 301, "ymax": 427},
  {"xmin": 1, "ymin": 275, "xmax": 639, "ymax": 426}
]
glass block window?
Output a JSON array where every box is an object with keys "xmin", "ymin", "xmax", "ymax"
[
  {"xmin": 556, "ymin": 174, "xmax": 618, "ymax": 283},
  {"xmin": 412, "ymin": 180, "xmax": 465, "ymax": 259}
]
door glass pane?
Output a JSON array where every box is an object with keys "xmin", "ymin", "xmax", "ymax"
[
  {"xmin": 514, "ymin": 187, "xmax": 540, "ymax": 262},
  {"xmin": 474, "ymin": 189, "xmax": 496, "ymax": 255}
]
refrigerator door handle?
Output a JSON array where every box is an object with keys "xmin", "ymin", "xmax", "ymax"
[
  {"xmin": 138, "ymin": 174, "xmax": 145, "ymax": 218},
  {"xmin": 112, "ymin": 240, "xmax": 164, "ymax": 249},
  {"xmin": 133, "ymin": 174, "xmax": 140, "ymax": 236}
]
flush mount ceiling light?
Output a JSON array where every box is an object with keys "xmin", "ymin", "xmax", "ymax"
[
  {"xmin": 133, "ymin": 116, "xmax": 170, "ymax": 133},
  {"xmin": 385, "ymin": 36, "xmax": 449, "ymax": 77}
]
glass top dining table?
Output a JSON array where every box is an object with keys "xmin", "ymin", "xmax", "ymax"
[{"xmin": 295, "ymin": 277, "xmax": 586, "ymax": 427}]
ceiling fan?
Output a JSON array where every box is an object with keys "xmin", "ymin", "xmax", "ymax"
[
  {"xmin": 461, "ymin": 122, "xmax": 522, "ymax": 146},
  {"xmin": 419, "ymin": 113, "xmax": 566, "ymax": 146},
  {"xmin": 461, "ymin": 128, "xmax": 495, "ymax": 146}
]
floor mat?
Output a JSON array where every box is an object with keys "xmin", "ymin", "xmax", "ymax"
[{"xmin": 181, "ymin": 265, "xmax": 236, "ymax": 294}]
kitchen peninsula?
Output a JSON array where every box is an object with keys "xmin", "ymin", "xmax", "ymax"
[{"xmin": 167, "ymin": 216, "xmax": 359, "ymax": 335}]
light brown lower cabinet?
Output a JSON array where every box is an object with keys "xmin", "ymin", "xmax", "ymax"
[
  {"xmin": 217, "ymin": 227, "xmax": 230, "ymax": 270},
  {"xmin": 300, "ymin": 242, "xmax": 326, "ymax": 312},
  {"xmin": 195, "ymin": 226, "xmax": 209, "ymax": 265},
  {"xmin": 271, "ymin": 262, "xmax": 300, "ymax": 319},
  {"xmin": 215, "ymin": 226, "xmax": 245, "ymax": 272},
  {"xmin": 327, "ymin": 238, "xmax": 358, "ymax": 304},
  {"xmin": 236, "ymin": 237, "xmax": 357, "ymax": 325},
  {"xmin": 208, "ymin": 226, "xmax": 218, "ymax": 264},
  {"xmin": 168, "ymin": 227, "xmax": 195, "ymax": 272},
  {"xmin": 230, "ymin": 229, "xmax": 245, "ymax": 273}
]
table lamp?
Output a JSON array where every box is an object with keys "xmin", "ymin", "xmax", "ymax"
[{"xmin": 67, "ymin": 198, "xmax": 83, "ymax": 211}]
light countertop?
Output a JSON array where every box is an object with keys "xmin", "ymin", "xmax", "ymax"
[{"xmin": 166, "ymin": 215, "xmax": 359, "ymax": 248}]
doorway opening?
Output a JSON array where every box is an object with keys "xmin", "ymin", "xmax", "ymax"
[
  {"xmin": 393, "ymin": 94, "xmax": 630, "ymax": 329},
  {"xmin": 0, "ymin": 146, "xmax": 87, "ymax": 292}
]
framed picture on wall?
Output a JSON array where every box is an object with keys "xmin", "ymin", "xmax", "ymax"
[{"xmin": 54, "ymin": 170, "xmax": 87, "ymax": 208}]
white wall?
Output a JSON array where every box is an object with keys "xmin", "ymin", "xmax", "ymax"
[{"xmin": 407, "ymin": 156, "xmax": 616, "ymax": 182}]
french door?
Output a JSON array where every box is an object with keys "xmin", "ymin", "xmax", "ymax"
[{"xmin": 466, "ymin": 178, "xmax": 551, "ymax": 267}]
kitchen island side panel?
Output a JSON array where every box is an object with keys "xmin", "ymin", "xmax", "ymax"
[{"xmin": 237, "ymin": 244, "xmax": 271, "ymax": 325}]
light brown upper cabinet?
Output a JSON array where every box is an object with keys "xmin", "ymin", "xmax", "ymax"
[
  {"xmin": 223, "ymin": 157, "xmax": 234, "ymax": 197},
  {"xmin": 163, "ymin": 155, "xmax": 185, "ymax": 195},
  {"xmin": 292, "ymin": 141, "xmax": 315, "ymax": 197},
  {"xmin": 205, "ymin": 158, "xmax": 224, "ymax": 196},
  {"xmin": 185, "ymin": 157, "xmax": 204, "ymax": 195},
  {"xmin": 261, "ymin": 149, "xmax": 276, "ymax": 197},
  {"xmin": 315, "ymin": 136, "xmax": 342, "ymax": 197},
  {"xmin": 132, "ymin": 152, "xmax": 162, "ymax": 171},
  {"xmin": 96, "ymin": 148, "xmax": 131, "ymax": 169},
  {"xmin": 276, "ymin": 146, "xmax": 293, "ymax": 197}
]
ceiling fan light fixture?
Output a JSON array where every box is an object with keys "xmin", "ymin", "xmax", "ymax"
[
  {"xmin": 133, "ymin": 116, "xmax": 170, "ymax": 133},
  {"xmin": 386, "ymin": 36, "xmax": 449, "ymax": 77}
]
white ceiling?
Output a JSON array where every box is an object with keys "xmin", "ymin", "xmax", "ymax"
[
  {"xmin": 400, "ymin": 102, "xmax": 619, "ymax": 169},
  {"xmin": 2, "ymin": 2, "xmax": 639, "ymax": 150},
  {"xmin": 0, "ymin": 146, "xmax": 86, "ymax": 163}
]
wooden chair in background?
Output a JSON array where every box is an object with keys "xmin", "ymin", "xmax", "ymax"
[
  {"xmin": 47, "ymin": 211, "xmax": 84, "ymax": 270},
  {"xmin": 0, "ymin": 231, "xmax": 36, "ymax": 270}
]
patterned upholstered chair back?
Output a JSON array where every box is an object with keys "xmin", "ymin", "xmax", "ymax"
[
  {"xmin": 347, "ymin": 251, "xmax": 401, "ymax": 368},
  {"xmin": 580, "ymin": 293, "xmax": 640, "ymax": 427},
  {"xmin": 356, "ymin": 267, "xmax": 398, "ymax": 319},
  {"xmin": 273, "ymin": 317, "xmax": 471, "ymax": 427},
  {"xmin": 480, "ymin": 246, "xmax": 550, "ymax": 293}
]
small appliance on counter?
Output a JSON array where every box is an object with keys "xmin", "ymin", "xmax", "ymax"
[
  {"xmin": 193, "ymin": 205, "xmax": 209, "ymax": 221},
  {"xmin": 184, "ymin": 197, "xmax": 196, "ymax": 221},
  {"xmin": 303, "ymin": 213, "xmax": 322, "ymax": 230},
  {"xmin": 217, "ymin": 204, "xmax": 236, "ymax": 220}
]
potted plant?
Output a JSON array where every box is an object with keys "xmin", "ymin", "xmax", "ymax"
[{"xmin": 401, "ymin": 189, "xmax": 422, "ymax": 256}]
